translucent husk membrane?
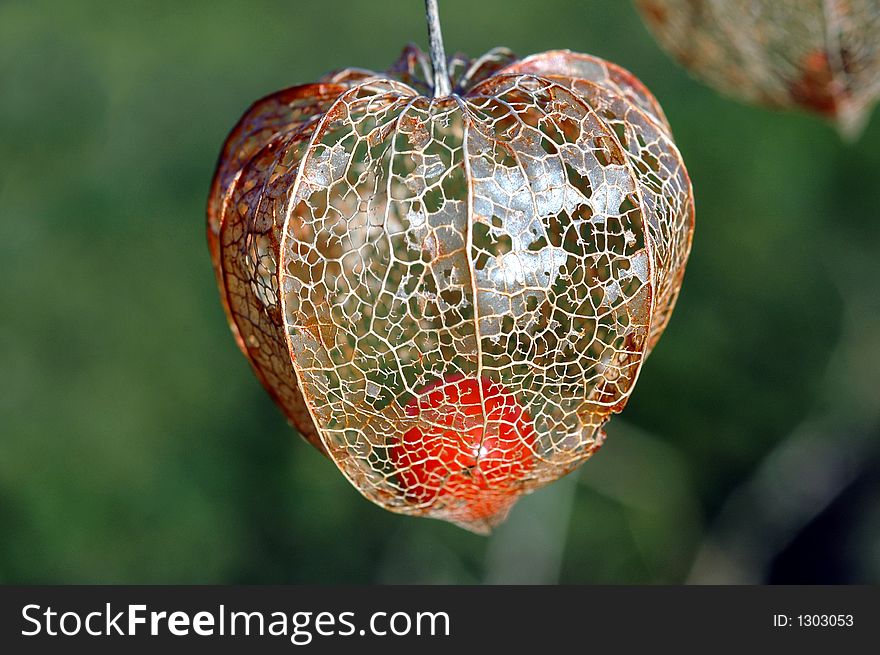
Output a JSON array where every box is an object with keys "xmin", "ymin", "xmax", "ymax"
[
  {"xmin": 636, "ymin": 0, "xmax": 880, "ymax": 139},
  {"xmin": 207, "ymin": 46, "xmax": 694, "ymax": 533}
]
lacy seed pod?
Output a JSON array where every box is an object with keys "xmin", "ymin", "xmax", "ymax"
[
  {"xmin": 207, "ymin": 2, "xmax": 694, "ymax": 533},
  {"xmin": 636, "ymin": 0, "xmax": 880, "ymax": 138}
]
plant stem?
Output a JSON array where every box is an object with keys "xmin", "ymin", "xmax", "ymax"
[{"xmin": 425, "ymin": 0, "xmax": 452, "ymax": 97}]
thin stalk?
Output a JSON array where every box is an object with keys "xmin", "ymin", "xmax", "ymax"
[{"xmin": 425, "ymin": 0, "xmax": 452, "ymax": 97}]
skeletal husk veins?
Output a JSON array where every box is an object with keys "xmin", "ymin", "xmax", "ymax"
[
  {"xmin": 636, "ymin": 0, "xmax": 880, "ymax": 139},
  {"xmin": 207, "ymin": 46, "xmax": 694, "ymax": 533}
]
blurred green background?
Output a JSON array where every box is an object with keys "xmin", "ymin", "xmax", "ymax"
[{"xmin": 2, "ymin": 0, "xmax": 879, "ymax": 584}]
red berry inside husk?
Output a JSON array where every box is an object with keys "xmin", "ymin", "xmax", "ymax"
[{"xmin": 391, "ymin": 374, "xmax": 536, "ymax": 524}]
